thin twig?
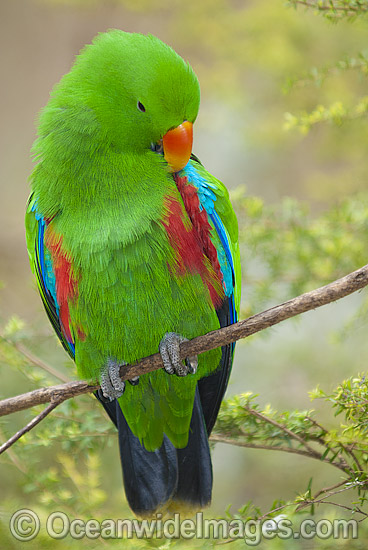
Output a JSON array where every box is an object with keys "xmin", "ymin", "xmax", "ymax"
[
  {"xmin": 312, "ymin": 479, "xmax": 350, "ymax": 500},
  {"xmin": 256, "ymin": 479, "xmax": 366, "ymax": 522},
  {"xmin": 244, "ymin": 405, "xmax": 318, "ymax": 455},
  {"xmin": 0, "ymin": 336, "xmax": 71, "ymax": 384},
  {"xmin": 343, "ymin": 445, "xmax": 364, "ymax": 474},
  {"xmin": 314, "ymin": 480, "xmax": 368, "ymax": 502},
  {"xmin": 296, "ymin": 482, "xmax": 368, "ymax": 516},
  {"xmin": 210, "ymin": 434, "xmax": 349, "ymax": 472},
  {"xmin": 304, "ymin": 415, "xmax": 328, "ymax": 435},
  {"xmin": 305, "ymin": 416, "xmax": 364, "ymax": 473},
  {"xmin": 243, "ymin": 407, "xmax": 350, "ymax": 471},
  {"xmin": 210, "ymin": 433, "xmax": 317, "ymax": 455},
  {"xmin": 0, "ymin": 426, "xmax": 27, "ymax": 473},
  {"xmin": 0, "ymin": 399, "xmax": 62, "ymax": 455},
  {"xmin": 301, "ymin": 500, "xmax": 368, "ymax": 516}
]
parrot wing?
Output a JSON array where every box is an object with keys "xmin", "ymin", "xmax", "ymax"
[
  {"xmin": 25, "ymin": 194, "xmax": 76, "ymax": 359},
  {"xmin": 181, "ymin": 156, "xmax": 241, "ymax": 435},
  {"xmin": 186, "ymin": 154, "xmax": 241, "ymax": 313}
]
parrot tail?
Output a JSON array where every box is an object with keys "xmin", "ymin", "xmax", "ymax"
[{"xmin": 95, "ymin": 387, "xmax": 213, "ymax": 517}]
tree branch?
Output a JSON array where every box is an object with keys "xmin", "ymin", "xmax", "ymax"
[{"xmin": 0, "ymin": 263, "xmax": 367, "ymax": 418}]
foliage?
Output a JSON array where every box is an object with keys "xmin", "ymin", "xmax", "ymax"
[
  {"xmin": 2, "ymin": 0, "xmax": 368, "ymax": 547},
  {"xmin": 284, "ymin": 1, "xmax": 368, "ymax": 134},
  {"xmin": 233, "ymin": 189, "xmax": 368, "ymax": 317},
  {"xmin": 287, "ymin": 0, "xmax": 368, "ymax": 21},
  {"xmin": 214, "ymin": 377, "xmax": 368, "ymax": 516}
]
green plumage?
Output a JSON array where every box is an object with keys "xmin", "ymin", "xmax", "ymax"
[{"xmin": 26, "ymin": 30, "xmax": 240, "ymax": 454}]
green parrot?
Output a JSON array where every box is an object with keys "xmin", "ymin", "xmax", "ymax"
[{"xmin": 25, "ymin": 30, "xmax": 241, "ymax": 517}]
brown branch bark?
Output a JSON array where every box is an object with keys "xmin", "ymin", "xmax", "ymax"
[{"xmin": 0, "ymin": 263, "xmax": 367, "ymax": 418}]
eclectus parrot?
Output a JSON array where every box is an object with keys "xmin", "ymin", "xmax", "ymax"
[{"xmin": 25, "ymin": 30, "xmax": 241, "ymax": 517}]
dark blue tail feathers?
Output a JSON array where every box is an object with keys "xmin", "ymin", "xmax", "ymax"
[{"xmin": 95, "ymin": 387, "xmax": 212, "ymax": 516}]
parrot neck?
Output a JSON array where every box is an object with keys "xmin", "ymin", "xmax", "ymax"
[{"xmin": 31, "ymin": 146, "xmax": 172, "ymax": 218}]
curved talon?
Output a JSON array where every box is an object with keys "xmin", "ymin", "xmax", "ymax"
[
  {"xmin": 128, "ymin": 376, "xmax": 140, "ymax": 386},
  {"xmin": 185, "ymin": 355, "xmax": 198, "ymax": 374},
  {"xmin": 159, "ymin": 332, "xmax": 198, "ymax": 377},
  {"xmin": 100, "ymin": 360, "xmax": 126, "ymax": 401},
  {"xmin": 95, "ymin": 388, "xmax": 112, "ymax": 404}
]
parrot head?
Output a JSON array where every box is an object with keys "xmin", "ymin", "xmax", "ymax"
[{"xmin": 49, "ymin": 30, "xmax": 200, "ymax": 173}]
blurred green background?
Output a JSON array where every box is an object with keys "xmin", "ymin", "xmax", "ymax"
[{"xmin": 1, "ymin": 0, "xmax": 368, "ymax": 547}]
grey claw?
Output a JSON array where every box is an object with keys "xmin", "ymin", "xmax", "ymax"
[
  {"xmin": 128, "ymin": 376, "xmax": 140, "ymax": 386},
  {"xmin": 100, "ymin": 360, "xmax": 126, "ymax": 401},
  {"xmin": 186, "ymin": 356, "xmax": 198, "ymax": 374},
  {"xmin": 159, "ymin": 332, "xmax": 198, "ymax": 377},
  {"xmin": 95, "ymin": 388, "xmax": 112, "ymax": 404}
]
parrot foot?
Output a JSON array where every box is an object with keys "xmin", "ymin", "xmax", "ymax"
[
  {"xmin": 100, "ymin": 360, "xmax": 126, "ymax": 401},
  {"xmin": 159, "ymin": 332, "xmax": 198, "ymax": 377}
]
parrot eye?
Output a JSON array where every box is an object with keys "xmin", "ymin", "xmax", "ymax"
[
  {"xmin": 151, "ymin": 139, "xmax": 163, "ymax": 154},
  {"xmin": 137, "ymin": 101, "xmax": 146, "ymax": 113}
]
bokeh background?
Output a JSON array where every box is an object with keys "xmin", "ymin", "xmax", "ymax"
[{"xmin": 1, "ymin": 0, "xmax": 368, "ymax": 546}]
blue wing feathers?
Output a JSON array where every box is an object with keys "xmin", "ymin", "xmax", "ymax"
[
  {"xmin": 182, "ymin": 161, "xmax": 237, "ymax": 327},
  {"xmin": 30, "ymin": 197, "xmax": 75, "ymax": 358}
]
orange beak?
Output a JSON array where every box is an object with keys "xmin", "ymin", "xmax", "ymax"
[{"xmin": 162, "ymin": 121, "xmax": 193, "ymax": 173}]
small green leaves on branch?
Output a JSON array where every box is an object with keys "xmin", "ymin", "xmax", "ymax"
[
  {"xmin": 213, "ymin": 376, "xmax": 368, "ymax": 521},
  {"xmin": 212, "ymin": 390, "xmax": 364, "ymax": 475},
  {"xmin": 287, "ymin": 0, "xmax": 368, "ymax": 20},
  {"xmin": 284, "ymin": 52, "xmax": 368, "ymax": 92},
  {"xmin": 284, "ymin": 97, "xmax": 368, "ymax": 134}
]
